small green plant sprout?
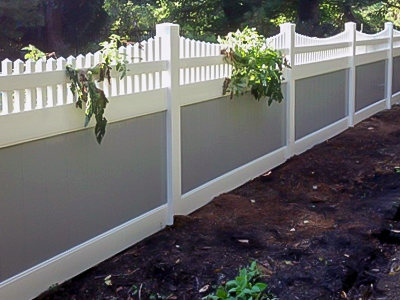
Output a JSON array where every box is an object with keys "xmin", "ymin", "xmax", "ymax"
[
  {"xmin": 21, "ymin": 45, "xmax": 57, "ymax": 62},
  {"xmin": 203, "ymin": 261, "xmax": 277, "ymax": 300},
  {"xmin": 66, "ymin": 34, "xmax": 129, "ymax": 144},
  {"xmin": 22, "ymin": 44, "xmax": 46, "ymax": 61},
  {"xmin": 218, "ymin": 28, "xmax": 289, "ymax": 105}
]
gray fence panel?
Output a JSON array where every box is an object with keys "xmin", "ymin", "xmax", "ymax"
[
  {"xmin": 356, "ymin": 60, "xmax": 386, "ymax": 111},
  {"xmin": 0, "ymin": 112, "xmax": 167, "ymax": 282},
  {"xmin": 181, "ymin": 90, "xmax": 287, "ymax": 194},
  {"xmin": 295, "ymin": 69, "xmax": 348, "ymax": 140},
  {"xmin": 393, "ymin": 56, "xmax": 400, "ymax": 95}
]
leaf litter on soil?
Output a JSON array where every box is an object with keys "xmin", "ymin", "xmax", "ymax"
[{"xmin": 36, "ymin": 106, "xmax": 400, "ymax": 300}]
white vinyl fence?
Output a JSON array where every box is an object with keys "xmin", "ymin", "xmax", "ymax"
[{"xmin": 1, "ymin": 22, "xmax": 400, "ymax": 300}]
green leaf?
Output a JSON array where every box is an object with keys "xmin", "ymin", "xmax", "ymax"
[{"xmin": 216, "ymin": 287, "xmax": 228, "ymax": 298}]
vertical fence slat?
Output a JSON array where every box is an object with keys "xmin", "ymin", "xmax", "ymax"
[
  {"xmin": 141, "ymin": 41, "xmax": 148, "ymax": 92},
  {"xmin": 57, "ymin": 57, "xmax": 67, "ymax": 106},
  {"xmin": 210, "ymin": 43, "xmax": 215, "ymax": 80},
  {"xmin": 190, "ymin": 39, "xmax": 196, "ymax": 83},
  {"xmin": 35, "ymin": 59, "xmax": 46, "ymax": 109},
  {"xmin": 75, "ymin": 55, "xmax": 87, "ymax": 102},
  {"xmin": 201, "ymin": 41, "xmax": 206, "ymax": 81},
  {"xmin": 25, "ymin": 59, "xmax": 36, "ymax": 111},
  {"xmin": 206, "ymin": 42, "xmax": 211, "ymax": 81},
  {"xmin": 126, "ymin": 45, "xmax": 134, "ymax": 93},
  {"xmin": 214, "ymin": 44, "xmax": 220, "ymax": 79},
  {"xmin": 185, "ymin": 38, "xmax": 191, "ymax": 84},
  {"xmin": 179, "ymin": 37, "xmax": 185, "ymax": 85},
  {"xmin": 46, "ymin": 58, "xmax": 57, "ymax": 107},
  {"xmin": 66, "ymin": 56, "xmax": 76, "ymax": 104},
  {"xmin": 155, "ymin": 36, "xmax": 162, "ymax": 88},
  {"xmin": 134, "ymin": 43, "xmax": 142, "ymax": 92},
  {"xmin": 1, "ymin": 59, "xmax": 13, "ymax": 114},
  {"xmin": 13, "ymin": 59, "xmax": 25, "ymax": 113},
  {"xmin": 148, "ymin": 38, "xmax": 155, "ymax": 90},
  {"xmin": 93, "ymin": 51, "xmax": 104, "ymax": 92},
  {"xmin": 85, "ymin": 53, "xmax": 94, "ymax": 68},
  {"xmin": 118, "ymin": 46, "xmax": 127, "ymax": 95},
  {"xmin": 196, "ymin": 41, "xmax": 201, "ymax": 82}
]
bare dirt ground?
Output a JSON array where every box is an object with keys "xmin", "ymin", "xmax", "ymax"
[{"xmin": 36, "ymin": 106, "xmax": 400, "ymax": 300}]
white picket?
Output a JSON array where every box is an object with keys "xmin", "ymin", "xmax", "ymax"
[
  {"xmin": 66, "ymin": 56, "xmax": 76, "ymax": 104},
  {"xmin": 46, "ymin": 58, "xmax": 57, "ymax": 107},
  {"xmin": 1, "ymin": 59, "xmax": 13, "ymax": 114},
  {"xmin": 205, "ymin": 42, "xmax": 211, "ymax": 81},
  {"xmin": 93, "ymin": 51, "xmax": 104, "ymax": 92},
  {"xmin": 141, "ymin": 41, "xmax": 148, "ymax": 92},
  {"xmin": 126, "ymin": 44, "xmax": 134, "ymax": 93},
  {"xmin": 155, "ymin": 36, "xmax": 162, "ymax": 88},
  {"xmin": 13, "ymin": 59, "xmax": 25, "ymax": 112},
  {"xmin": 200, "ymin": 41, "xmax": 206, "ymax": 81},
  {"xmin": 185, "ymin": 38, "xmax": 192, "ymax": 84},
  {"xmin": 179, "ymin": 37, "xmax": 185, "ymax": 85},
  {"xmin": 56, "ymin": 57, "xmax": 67, "ymax": 106},
  {"xmin": 118, "ymin": 46, "xmax": 126, "ymax": 95},
  {"xmin": 25, "ymin": 59, "xmax": 36, "ymax": 111},
  {"xmin": 134, "ymin": 42, "xmax": 142, "ymax": 92},
  {"xmin": 35, "ymin": 59, "xmax": 46, "ymax": 109},
  {"xmin": 148, "ymin": 38, "xmax": 155, "ymax": 90}
]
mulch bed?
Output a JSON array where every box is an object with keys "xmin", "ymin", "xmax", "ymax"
[{"xmin": 36, "ymin": 106, "xmax": 400, "ymax": 300}]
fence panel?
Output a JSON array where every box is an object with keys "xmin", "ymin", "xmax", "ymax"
[
  {"xmin": 393, "ymin": 56, "xmax": 400, "ymax": 95},
  {"xmin": 356, "ymin": 29, "xmax": 390, "ymax": 55},
  {"xmin": 181, "ymin": 92, "xmax": 287, "ymax": 194},
  {"xmin": 355, "ymin": 60, "xmax": 386, "ymax": 111},
  {"xmin": 295, "ymin": 69, "xmax": 348, "ymax": 140},
  {"xmin": 0, "ymin": 112, "xmax": 167, "ymax": 283},
  {"xmin": 294, "ymin": 31, "xmax": 351, "ymax": 65}
]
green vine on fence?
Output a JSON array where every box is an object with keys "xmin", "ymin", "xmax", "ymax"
[
  {"xmin": 66, "ymin": 34, "xmax": 129, "ymax": 144},
  {"xmin": 218, "ymin": 28, "xmax": 290, "ymax": 105},
  {"xmin": 23, "ymin": 35, "xmax": 129, "ymax": 144}
]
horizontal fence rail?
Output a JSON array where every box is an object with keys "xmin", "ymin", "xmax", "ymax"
[{"xmin": 1, "ymin": 21, "xmax": 400, "ymax": 300}]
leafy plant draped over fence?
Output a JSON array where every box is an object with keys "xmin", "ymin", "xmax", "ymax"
[
  {"xmin": 219, "ymin": 28, "xmax": 289, "ymax": 105},
  {"xmin": 23, "ymin": 35, "xmax": 129, "ymax": 144},
  {"xmin": 65, "ymin": 34, "xmax": 129, "ymax": 144}
]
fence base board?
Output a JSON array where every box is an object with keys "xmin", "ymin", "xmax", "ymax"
[
  {"xmin": 293, "ymin": 117, "xmax": 349, "ymax": 155},
  {"xmin": 0, "ymin": 204, "xmax": 168, "ymax": 300},
  {"xmin": 179, "ymin": 147, "xmax": 287, "ymax": 215},
  {"xmin": 354, "ymin": 99, "xmax": 386, "ymax": 125},
  {"xmin": 392, "ymin": 91, "xmax": 400, "ymax": 105}
]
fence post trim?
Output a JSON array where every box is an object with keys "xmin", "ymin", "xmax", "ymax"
[
  {"xmin": 385, "ymin": 22, "xmax": 394, "ymax": 109},
  {"xmin": 345, "ymin": 22, "xmax": 356, "ymax": 126},
  {"xmin": 156, "ymin": 23, "xmax": 182, "ymax": 225},
  {"xmin": 280, "ymin": 23, "xmax": 296, "ymax": 158}
]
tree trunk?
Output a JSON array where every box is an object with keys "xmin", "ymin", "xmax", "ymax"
[
  {"xmin": 45, "ymin": 1, "xmax": 64, "ymax": 52},
  {"xmin": 298, "ymin": 0, "xmax": 319, "ymax": 23}
]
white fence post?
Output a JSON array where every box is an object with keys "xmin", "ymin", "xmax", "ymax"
[
  {"xmin": 385, "ymin": 22, "xmax": 394, "ymax": 109},
  {"xmin": 156, "ymin": 23, "xmax": 181, "ymax": 225},
  {"xmin": 280, "ymin": 23, "xmax": 296, "ymax": 158},
  {"xmin": 345, "ymin": 22, "xmax": 356, "ymax": 126}
]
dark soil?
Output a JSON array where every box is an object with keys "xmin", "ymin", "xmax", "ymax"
[{"xmin": 36, "ymin": 106, "xmax": 400, "ymax": 300}]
